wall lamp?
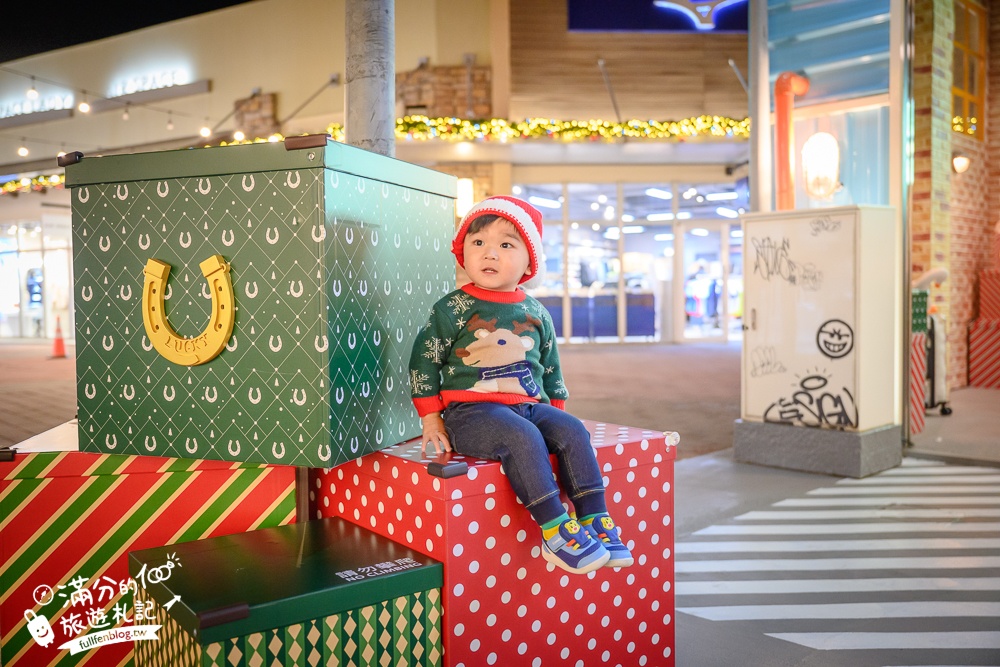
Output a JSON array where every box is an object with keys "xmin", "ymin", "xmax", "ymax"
[{"xmin": 952, "ymin": 152, "xmax": 971, "ymax": 174}]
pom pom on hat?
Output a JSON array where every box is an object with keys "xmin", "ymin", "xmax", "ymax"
[{"xmin": 452, "ymin": 195, "xmax": 544, "ymax": 285}]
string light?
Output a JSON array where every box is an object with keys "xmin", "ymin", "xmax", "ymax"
[
  {"xmin": 26, "ymin": 77, "xmax": 39, "ymax": 100},
  {"xmin": 17, "ymin": 144, "xmax": 29, "ymax": 157},
  {"xmin": 233, "ymin": 130, "xmax": 245, "ymax": 141},
  {"xmin": 166, "ymin": 114, "xmax": 174, "ymax": 131},
  {"xmin": 78, "ymin": 92, "xmax": 90, "ymax": 113},
  {"xmin": 122, "ymin": 104, "xmax": 130, "ymax": 121},
  {"xmin": 199, "ymin": 126, "xmax": 211, "ymax": 138},
  {"xmin": 0, "ymin": 174, "xmax": 65, "ymax": 196}
]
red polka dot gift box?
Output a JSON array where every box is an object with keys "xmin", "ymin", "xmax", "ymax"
[{"xmin": 309, "ymin": 420, "xmax": 678, "ymax": 667}]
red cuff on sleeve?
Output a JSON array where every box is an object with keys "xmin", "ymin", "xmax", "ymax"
[
  {"xmin": 550, "ymin": 399, "xmax": 566, "ymax": 411},
  {"xmin": 413, "ymin": 395, "xmax": 446, "ymax": 417}
]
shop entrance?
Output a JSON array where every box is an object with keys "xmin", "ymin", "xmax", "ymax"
[{"xmin": 675, "ymin": 219, "xmax": 743, "ymax": 342}]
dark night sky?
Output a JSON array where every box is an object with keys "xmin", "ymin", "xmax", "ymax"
[{"xmin": 0, "ymin": 1, "xmax": 253, "ymax": 63}]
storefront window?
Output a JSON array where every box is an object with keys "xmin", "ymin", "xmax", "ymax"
[{"xmin": 0, "ymin": 251, "xmax": 20, "ymax": 337}]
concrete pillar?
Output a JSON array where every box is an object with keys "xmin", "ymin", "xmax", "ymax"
[{"xmin": 345, "ymin": 0, "xmax": 396, "ymax": 157}]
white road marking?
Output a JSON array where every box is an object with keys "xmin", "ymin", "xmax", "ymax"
[
  {"xmin": 675, "ymin": 538, "xmax": 1000, "ymax": 553},
  {"xmin": 675, "ymin": 555, "xmax": 1000, "ymax": 573},
  {"xmin": 764, "ymin": 632, "xmax": 1000, "ymax": 651},
  {"xmin": 678, "ymin": 601, "xmax": 1000, "ymax": 621},
  {"xmin": 737, "ymin": 509, "xmax": 1000, "ymax": 520},
  {"xmin": 675, "ymin": 577, "xmax": 1000, "ymax": 596},
  {"xmin": 694, "ymin": 522, "xmax": 1000, "ymax": 535},
  {"xmin": 775, "ymin": 497, "xmax": 1000, "ymax": 507},
  {"xmin": 809, "ymin": 486, "xmax": 1000, "ymax": 495}
]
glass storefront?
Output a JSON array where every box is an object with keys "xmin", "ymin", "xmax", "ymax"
[
  {"xmin": 515, "ymin": 180, "xmax": 746, "ymax": 343},
  {"xmin": 0, "ymin": 213, "xmax": 73, "ymax": 339}
]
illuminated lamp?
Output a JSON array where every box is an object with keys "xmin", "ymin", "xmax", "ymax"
[{"xmin": 801, "ymin": 132, "xmax": 840, "ymax": 199}]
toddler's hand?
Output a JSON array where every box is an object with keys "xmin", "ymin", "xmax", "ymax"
[{"xmin": 420, "ymin": 412, "xmax": 452, "ymax": 456}]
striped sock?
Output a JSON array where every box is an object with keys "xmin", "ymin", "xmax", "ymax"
[{"xmin": 541, "ymin": 513, "xmax": 572, "ymax": 541}]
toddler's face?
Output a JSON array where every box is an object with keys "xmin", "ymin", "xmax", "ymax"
[{"xmin": 463, "ymin": 219, "xmax": 531, "ymax": 292}]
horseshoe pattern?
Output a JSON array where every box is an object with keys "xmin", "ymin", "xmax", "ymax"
[
  {"xmin": 204, "ymin": 387, "xmax": 218, "ymax": 403},
  {"xmin": 376, "ymin": 429, "xmax": 384, "ymax": 445},
  {"xmin": 292, "ymin": 389, "xmax": 307, "ymax": 406},
  {"xmin": 395, "ymin": 328, "xmax": 404, "ymax": 343},
  {"xmin": 228, "ymin": 440, "xmax": 241, "ymax": 456},
  {"xmin": 289, "ymin": 280, "xmax": 304, "ymax": 298},
  {"xmin": 138, "ymin": 233, "xmax": 151, "ymax": 250},
  {"xmin": 332, "ymin": 280, "xmax": 341, "ymax": 297},
  {"xmin": 185, "ymin": 438, "xmax": 198, "ymax": 454},
  {"xmin": 358, "ymin": 280, "xmax": 368, "ymax": 297},
  {"xmin": 404, "ymin": 281, "xmax": 413, "ymax": 295},
  {"xmin": 318, "ymin": 444, "xmax": 332, "ymax": 462},
  {"xmin": 393, "ymin": 233, "xmax": 401, "ymax": 248},
  {"xmin": 272, "ymin": 442, "xmax": 286, "ymax": 459},
  {"xmin": 242, "ymin": 175, "xmax": 255, "ymax": 191},
  {"xmin": 163, "ymin": 386, "xmax": 176, "ymax": 401},
  {"xmin": 361, "ymin": 382, "xmax": 371, "ymax": 398},
  {"xmin": 178, "ymin": 231, "xmax": 192, "ymax": 248},
  {"xmin": 371, "ymin": 229, "xmax": 379, "ymax": 245},
  {"xmin": 386, "ymin": 377, "xmax": 393, "ymax": 392},
  {"xmin": 347, "ymin": 333, "xmax": 357, "ymax": 350},
  {"xmin": 425, "ymin": 281, "xmax": 433, "ymax": 294},
  {"xmin": 120, "ymin": 285, "xmax": 133, "ymax": 301},
  {"xmin": 106, "ymin": 434, "xmax": 117, "ymax": 449},
  {"xmin": 350, "ymin": 437, "xmax": 359, "ymax": 453},
  {"xmin": 102, "ymin": 335, "xmax": 114, "ymax": 351},
  {"xmin": 116, "ymin": 184, "xmax": 129, "ymax": 200},
  {"xmin": 221, "ymin": 229, "xmax": 235, "ymax": 247},
  {"xmin": 265, "ymin": 227, "xmax": 279, "ymax": 244},
  {"xmin": 357, "ymin": 180, "xmax": 365, "ymax": 194},
  {"xmin": 335, "ymin": 387, "xmax": 345, "ymax": 404},
  {"xmin": 382, "ymin": 183, "xmax": 389, "ymax": 198},
  {"xmin": 248, "ymin": 387, "xmax": 262, "ymax": 404},
  {"xmin": 144, "ymin": 436, "xmax": 157, "ymax": 451},
  {"xmin": 383, "ymin": 281, "xmax": 391, "ymax": 295},
  {"xmin": 372, "ymin": 330, "xmax": 381, "ymax": 346},
  {"xmin": 122, "ymin": 384, "xmax": 135, "ymax": 401},
  {"xmin": 345, "ymin": 227, "xmax": 354, "ymax": 244},
  {"xmin": 141, "ymin": 335, "xmax": 153, "ymax": 351},
  {"xmin": 269, "ymin": 335, "xmax": 282, "ymax": 352},
  {"xmin": 157, "ymin": 181, "xmax": 169, "ymax": 197},
  {"xmin": 201, "ymin": 283, "xmax": 211, "ymax": 299},
  {"xmin": 226, "ymin": 336, "xmax": 238, "ymax": 352},
  {"xmin": 142, "ymin": 255, "xmax": 235, "ymax": 366},
  {"xmin": 78, "ymin": 187, "xmax": 90, "ymax": 203},
  {"xmin": 285, "ymin": 171, "xmax": 301, "ymax": 189},
  {"xmin": 314, "ymin": 335, "xmax": 328, "ymax": 352},
  {"xmin": 433, "ymin": 238, "xmax": 440, "ymax": 251},
  {"xmin": 311, "ymin": 225, "xmax": 326, "ymax": 242},
  {"xmin": 99, "ymin": 236, "xmax": 112, "ymax": 252},
  {"xmin": 244, "ymin": 282, "xmax": 258, "ymax": 299},
  {"xmin": 84, "ymin": 384, "xmax": 97, "ymax": 399},
  {"xmin": 330, "ymin": 172, "xmax": 339, "ymax": 187},
  {"xmin": 197, "ymin": 178, "xmax": 211, "ymax": 195},
  {"xmin": 81, "ymin": 285, "xmax": 94, "ymax": 302}
]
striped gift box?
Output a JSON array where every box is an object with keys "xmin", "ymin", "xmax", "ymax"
[
  {"xmin": 910, "ymin": 333, "xmax": 927, "ymax": 434},
  {"xmin": 980, "ymin": 270, "xmax": 1000, "ymax": 320},
  {"xmin": 1, "ymin": 444, "xmax": 295, "ymax": 667},
  {"xmin": 969, "ymin": 319, "xmax": 1000, "ymax": 388}
]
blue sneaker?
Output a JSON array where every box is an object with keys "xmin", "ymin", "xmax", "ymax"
[
  {"xmin": 541, "ymin": 518, "xmax": 610, "ymax": 574},
  {"xmin": 583, "ymin": 514, "xmax": 634, "ymax": 568}
]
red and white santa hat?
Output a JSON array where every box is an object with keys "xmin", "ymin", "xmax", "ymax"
[{"xmin": 452, "ymin": 195, "xmax": 544, "ymax": 284}]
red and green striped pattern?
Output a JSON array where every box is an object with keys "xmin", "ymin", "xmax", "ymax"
[{"xmin": 1, "ymin": 451, "xmax": 296, "ymax": 667}]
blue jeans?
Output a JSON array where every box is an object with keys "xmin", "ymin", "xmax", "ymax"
[{"xmin": 442, "ymin": 402, "xmax": 607, "ymax": 526}]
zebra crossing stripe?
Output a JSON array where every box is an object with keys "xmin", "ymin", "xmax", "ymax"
[
  {"xmin": 694, "ymin": 522, "xmax": 1000, "ymax": 535},
  {"xmin": 835, "ymin": 475, "xmax": 1000, "ymax": 485},
  {"xmin": 764, "ymin": 631, "xmax": 1000, "ymax": 651},
  {"xmin": 675, "ymin": 577, "xmax": 1000, "ymax": 596},
  {"xmin": 775, "ymin": 497, "xmax": 1000, "ymax": 507},
  {"xmin": 736, "ymin": 509, "xmax": 1000, "ymax": 520},
  {"xmin": 675, "ymin": 555, "xmax": 1000, "ymax": 573},
  {"xmin": 808, "ymin": 485, "xmax": 1000, "ymax": 495},
  {"xmin": 675, "ymin": 537, "xmax": 1000, "ymax": 553},
  {"xmin": 678, "ymin": 601, "xmax": 1000, "ymax": 621}
]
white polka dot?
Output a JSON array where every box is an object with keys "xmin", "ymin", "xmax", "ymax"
[
  {"xmin": 411, "ymin": 472, "xmax": 419, "ymax": 485},
  {"xmin": 502, "ymin": 629, "xmax": 512, "ymax": 642},
  {"xmin": 338, "ymin": 502, "xmax": 344, "ymax": 514},
  {"xmin": 468, "ymin": 467, "xmax": 478, "ymax": 480},
  {"xmin": 638, "ymin": 486, "xmax": 647, "ymax": 498},
  {"xmin": 517, "ymin": 530, "xmax": 527, "ymax": 542},
  {"xmin": 574, "ymin": 588, "xmax": 584, "ymax": 600},
  {"xmin": 601, "ymin": 615, "xmax": 610, "ymax": 628},
  {"xmin": 377, "ymin": 501, "xmax": 384, "ymax": 513},
  {"xmin": 361, "ymin": 495, "xmax": 368, "ymax": 507},
  {"xmin": 517, "ymin": 605, "xmax": 528, "ymax": 618},
  {"xmin": 587, "ymin": 603, "xmax": 596, "ymax": 615},
  {"xmin": 531, "ymin": 620, "xmax": 541, "ymax": 632},
  {"xmin": 561, "ymin": 647, "xmax": 570, "ymax": 659},
  {"xmin": 485, "ymin": 497, "xmax": 496, "ymax": 510},
  {"xmin": 652, "ymin": 600, "xmax": 660, "ymax": 612},
  {"xmin": 615, "ymin": 443, "xmax": 624, "ymax": 455},
  {"xmin": 369, "ymin": 479, "xmax": 376, "ymax": 492},
  {"xmin": 517, "ymin": 567, "xmax": 527, "ymax": 579},
  {"xmin": 391, "ymin": 466, "xmax": 399, "ymax": 479},
  {"xmin": 613, "ymin": 491, "xmax": 622, "ymax": 504},
  {"xmin": 469, "ymin": 521, "xmax": 479, "ymax": 534},
  {"xmin": 601, "ymin": 581, "xmax": 610, "ymax": 593},
  {"xmin": 602, "ymin": 649, "xmax": 611, "ymax": 661},
  {"xmin": 532, "ymin": 658, "xmax": 542, "ymax": 667},
  {"xmin": 629, "ymin": 457, "xmax": 638, "ymax": 468},
  {"xmin": 470, "ymin": 638, "xmax": 480, "ymax": 651},
  {"xmin": 322, "ymin": 497, "xmax": 329, "ymax": 508},
  {"xmin": 651, "ymin": 467, "xmax": 660, "ymax": 478},
  {"xmin": 396, "ymin": 509, "xmax": 403, "ymax": 521},
  {"xmin": 663, "ymin": 580, "xmax": 672, "ymax": 592},
  {"xmin": 560, "ymin": 611, "xmax": 569, "ymax": 623},
  {"xmin": 500, "ymin": 515, "xmax": 511, "ymax": 527},
  {"xmin": 641, "ymin": 439, "xmax": 649, "ymax": 450},
  {"xmin": 614, "ymin": 629, "xmax": 623, "ymax": 641},
  {"xmin": 454, "ymin": 623, "xmax": 465, "ymax": 636},
  {"xmin": 663, "ymin": 514, "xmax": 671, "ymax": 526},
  {"xmin": 638, "ymin": 520, "xmax": 647, "ymax": 531},
  {"xmin": 602, "ymin": 476, "xmax": 610, "ymax": 487},
  {"xmin": 651, "ymin": 534, "xmax": 660, "ymax": 545},
  {"xmin": 415, "ymin": 515, "xmax": 423, "ymax": 529},
  {"xmin": 627, "ymin": 608, "xmax": 636, "ymax": 620},
  {"xmin": 337, "ymin": 469, "xmax": 344, "ymax": 480},
  {"xmin": 575, "ymin": 624, "xmax": 585, "ymax": 636},
  {"xmin": 627, "ymin": 573, "xmax": 635, "ymax": 586},
  {"xmin": 486, "ymin": 575, "xmax": 496, "ymax": 588},
  {"xmin": 531, "ymin": 583, "xmax": 541, "ymax": 595},
  {"xmin": 639, "ymin": 588, "xmax": 647, "ymax": 599},
  {"xmin": 603, "ymin": 462, "xmax": 612, "ymax": 473},
  {"xmin": 328, "ymin": 482, "xmax": 337, "ymax": 494},
  {"xmin": 639, "ymin": 621, "xmax": 647, "ymax": 632},
  {"xmin": 518, "ymin": 642, "xmax": 528, "ymax": 654},
  {"xmin": 369, "ymin": 516, "xmax": 376, "ymax": 528},
  {"xmin": 469, "ymin": 600, "xmax": 480, "ymax": 613},
  {"xmin": 345, "ymin": 489, "xmax": 352, "ymax": 500},
  {"xmin": 485, "ymin": 536, "xmax": 496, "ymax": 549},
  {"xmin": 547, "ymin": 633, "xmax": 557, "ymax": 645},
  {"xmin": 405, "ymin": 492, "xmax": 413, "ymax": 505},
  {"xmin": 546, "ymin": 596, "xmax": 556, "ymax": 609},
  {"xmin": 487, "ymin": 652, "xmax": 497, "ymax": 665},
  {"xmin": 613, "ymin": 595, "xmax": 622, "ymax": 607},
  {"xmin": 453, "ymin": 543, "xmax": 464, "ymax": 557},
  {"xmin": 353, "ymin": 508, "xmax": 360, "ymax": 521},
  {"xmin": 639, "ymin": 554, "xmax": 647, "ymax": 566},
  {"xmin": 501, "ymin": 553, "xmax": 511, "ymax": 566},
  {"xmin": 587, "ymin": 638, "xmax": 597, "ymax": 650},
  {"xmin": 627, "ymin": 641, "xmax": 636, "ymax": 653},
  {"xmin": 627, "ymin": 470, "xmax": 635, "ymax": 483},
  {"xmin": 469, "ymin": 560, "xmax": 480, "ymax": 573},
  {"xmin": 663, "ymin": 614, "xmax": 672, "ymax": 625},
  {"xmin": 640, "ymin": 656, "xmax": 648, "ymax": 666},
  {"xmin": 486, "ymin": 614, "xmax": 497, "ymax": 626},
  {"xmin": 388, "ymin": 523, "xmax": 395, "ymax": 535},
  {"xmin": 627, "ymin": 505, "xmax": 635, "ymax": 517},
  {"xmin": 406, "ymin": 530, "xmax": 413, "ymax": 543},
  {"xmin": 651, "ymin": 500, "xmax": 660, "ymax": 512},
  {"xmin": 451, "ymin": 489, "xmax": 463, "ymax": 500},
  {"xmin": 426, "ymin": 538, "xmax": 434, "ymax": 551},
  {"xmin": 386, "ymin": 487, "xmax": 394, "ymax": 499},
  {"xmin": 530, "ymin": 546, "xmax": 541, "ymax": 559},
  {"xmin": 485, "ymin": 483, "xmax": 495, "ymax": 493},
  {"xmin": 559, "ymin": 575, "xmax": 569, "ymax": 588},
  {"xmin": 662, "ymin": 481, "xmax": 671, "ymax": 493},
  {"xmin": 452, "ymin": 504, "xmax": 463, "ymax": 517},
  {"xmin": 651, "ymin": 566, "xmax": 660, "ymax": 579},
  {"xmin": 662, "ymin": 547, "xmax": 671, "ymax": 559},
  {"xmin": 454, "ymin": 584, "xmax": 464, "ymax": 596},
  {"xmin": 433, "ymin": 478, "xmax": 441, "ymax": 492}
]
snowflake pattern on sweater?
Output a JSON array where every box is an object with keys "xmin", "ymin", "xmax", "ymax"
[{"xmin": 408, "ymin": 284, "xmax": 568, "ymax": 416}]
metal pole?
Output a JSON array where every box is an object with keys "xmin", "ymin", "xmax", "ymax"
[
  {"xmin": 345, "ymin": 0, "xmax": 396, "ymax": 157},
  {"xmin": 748, "ymin": 0, "xmax": 772, "ymax": 213}
]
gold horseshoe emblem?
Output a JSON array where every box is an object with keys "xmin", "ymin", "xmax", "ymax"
[{"xmin": 142, "ymin": 254, "xmax": 235, "ymax": 366}]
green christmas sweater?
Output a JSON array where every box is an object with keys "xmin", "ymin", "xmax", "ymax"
[{"xmin": 409, "ymin": 283, "xmax": 568, "ymax": 417}]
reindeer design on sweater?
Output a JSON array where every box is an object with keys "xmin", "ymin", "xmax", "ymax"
[{"xmin": 455, "ymin": 313, "xmax": 544, "ymax": 396}]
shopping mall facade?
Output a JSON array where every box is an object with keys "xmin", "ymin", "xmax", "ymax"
[{"xmin": 0, "ymin": 0, "xmax": 994, "ymax": 391}]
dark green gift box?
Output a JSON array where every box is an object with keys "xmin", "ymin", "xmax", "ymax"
[
  {"xmin": 130, "ymin": 517, "xmax": 443, "ymax": 667},
  {"xmin": 66, "ymin": 137, "xmax": 456, "ymax": 467}
]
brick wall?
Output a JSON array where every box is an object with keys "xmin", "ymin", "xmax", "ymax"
[
  {"xmin": 234, "ymin": 92, "xmax": 280, "ymax": 139},
  {"xmin": 397, "ymin": 61, "xmax": 492, "ymax": 119}
]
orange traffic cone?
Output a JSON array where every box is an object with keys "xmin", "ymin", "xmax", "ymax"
[{"xmin": 51, "ymin": 316, "xmax": 67, "ymax": 359}]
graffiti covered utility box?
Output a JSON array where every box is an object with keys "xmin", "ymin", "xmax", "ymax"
[
  {"xmin": 66, "ymin": 137, "xmax": 456, "ymax": 467},
  {"xmin": 130, "ymin": 517, "xmax": 443, "ymax": 667}
]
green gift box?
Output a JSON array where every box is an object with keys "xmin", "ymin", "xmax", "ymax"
[
  {"xmin": 66, "ymin": 137, "xmax": 456, "ymax": 467},
  {"xmin": 129, "ymin": 517, "xmax": 443, "ymax": 667}
]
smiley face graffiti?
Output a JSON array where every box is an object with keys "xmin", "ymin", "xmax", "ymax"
[{"xmin": 816, "ymin": 319, "xmax": 854, "ymax": 359}]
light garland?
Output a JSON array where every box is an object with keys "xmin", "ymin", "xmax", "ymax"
[
  {"xmin": 0, "ymin": 174, "xmax": 64, "ymax": 197},
  {"xmin": 1, "ymin": 115, "xmax": 749, "ymax": 196}
]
